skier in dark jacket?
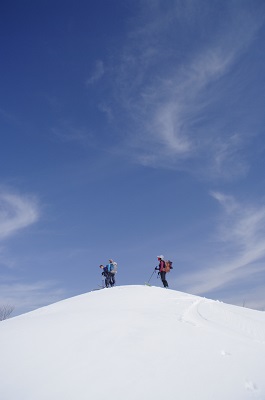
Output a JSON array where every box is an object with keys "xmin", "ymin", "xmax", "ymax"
[
  {"xmin": 156, "ymin": 255, "xmax": 169, "ymax": 288},
  {"xmin": 99, "ymin": 265, "xmax": 111, "ymax": 288}
]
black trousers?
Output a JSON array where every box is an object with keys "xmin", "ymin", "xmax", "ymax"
[
  {"xmin": 102, "ymin": 273, "xmax": 111, "ymax": 287},
  {"xmin": 160, "ymin": 271, "xmax": 168, "ymax": 288}
]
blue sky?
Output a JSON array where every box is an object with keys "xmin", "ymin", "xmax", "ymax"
[{"xmin": 1, "ymin": 0, "xmax": 265, "ymax": 315}]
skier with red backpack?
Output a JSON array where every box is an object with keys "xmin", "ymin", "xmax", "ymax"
[{"xmin": 155, "ymin": 255, "xmax": 172, "ymax": 288}]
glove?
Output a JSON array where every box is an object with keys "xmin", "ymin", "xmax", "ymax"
[{"xmin": 155, "ymin": 266, "xmax": 159, "ymax": 270}]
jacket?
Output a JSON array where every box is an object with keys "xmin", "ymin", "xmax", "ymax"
[
  {"xmin": 159, "ymin": 259, "xmax": 166, "ymax": 272},
  {"xmin": 102, "ymin": 266, "xmax": 110, "ymax": 277}
]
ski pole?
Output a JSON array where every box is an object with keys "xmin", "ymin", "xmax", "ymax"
[{"xmin": 147, "ymin": 268, "xmax": 156, "ymax": 284}]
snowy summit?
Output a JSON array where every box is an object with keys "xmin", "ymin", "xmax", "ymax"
[{"xmin": 0, "ymin": 285, "xmax": 265, "ymax": 400}]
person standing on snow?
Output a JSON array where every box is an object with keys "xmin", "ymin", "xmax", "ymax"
[
  {"xmin": 99, "ymin": 264, "xmax": 111, "ymax": 288},
  {"xmin": 108, "ymin": 259, "xmax": 118, "ymax": 287},
  {"xmin": 156, "ymin": 255, "xmax": 169, "ymax": 288}
]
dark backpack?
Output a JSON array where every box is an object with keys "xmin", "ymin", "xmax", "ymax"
[{"xmin": 102, "ymin": 266, "xmax": 110, "ymax": 277}]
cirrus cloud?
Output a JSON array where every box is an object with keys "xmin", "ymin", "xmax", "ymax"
[
  {"xmin": 177, "ymin": 192, "xmax": 265, "ymax": 309},
  {"xmin": 0, "ymin": 192, "xmax": 39, "ymax": 240},
  {"xmin": 108, "ymin": 0, "xmax": 265, "ymax": 180}
]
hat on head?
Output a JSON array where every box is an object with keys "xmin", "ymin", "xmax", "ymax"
[{"xmin": 157, "ymin": 255, "xmax": 164, "ymax": 260}]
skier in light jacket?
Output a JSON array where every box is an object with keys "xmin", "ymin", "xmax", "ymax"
[{"xmin": 108, "ymin": 259, "xmax": 117, "ymax": 287}]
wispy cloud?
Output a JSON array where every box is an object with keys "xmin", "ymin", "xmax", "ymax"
[
  {"xmin": 110, "ymin": 1, "xmax": 264, "ymax": 179},
  {"xmin": 210, "ymin": 191, "xmax": 265, "ymax": 250},
  {"xmin": 0, "ymin": 192, "xmax": 39, "ymax": 240},
  {"xmin": 177, "ymin": 192, "xmax": 265, "ymax": 307},
  {"xmin": 86, "ymin": 60, "xmax": 105, "ymax": 85}
]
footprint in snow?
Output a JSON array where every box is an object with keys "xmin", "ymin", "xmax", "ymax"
[
  {"xmin": 221, "ymin": 350, "xmax": 231, "ymax": 356},
  {"xmin": 245, "ymin": 380, "xmax": 258, "ymax": 392}
]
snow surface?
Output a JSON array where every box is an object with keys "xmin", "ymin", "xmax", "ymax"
[{"xmin": 0, "ymin": 285, "xmax": 265, "ymax": 400}]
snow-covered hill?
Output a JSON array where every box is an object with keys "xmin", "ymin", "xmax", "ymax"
[{"xmin": 0, "ymin": 285, "xmax": 265, "ymax": 400}]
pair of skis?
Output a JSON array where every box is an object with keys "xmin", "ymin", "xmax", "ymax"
[
  {"xmin": 92, "ymin": 284, "xmax": 105, "ymax": 291},
  {"xmin": 92, "ymin": 284, "xmax": 115, "ymax": 291},
  {"xmin": 93, "ymin": 268, "xmax": 156, "ymax": 291}
]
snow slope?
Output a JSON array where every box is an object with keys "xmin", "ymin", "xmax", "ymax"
[{"xmin": 0, "ymin": 285, "xmax": 265, "ymax": 400}]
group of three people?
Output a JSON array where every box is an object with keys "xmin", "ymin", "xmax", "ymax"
[{"xmin": 100, "ymin": 255, "xmax": 172, "ymax": 289}]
